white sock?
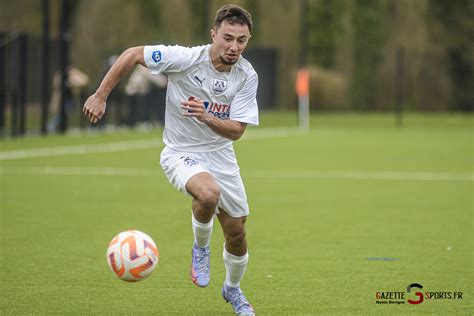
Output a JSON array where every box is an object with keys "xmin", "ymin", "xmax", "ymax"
[
  {"xmin": 223, "ymin": 245, "xmax": 249, "ymax": 288},
  {"xmin": 191, "ymin": 213, "xmax": 213, "ymax": 248}
]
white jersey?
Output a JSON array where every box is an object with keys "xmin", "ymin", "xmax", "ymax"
[{"xmin": 143, "ymin": 44, "xmax": 259, "ymax": 152}]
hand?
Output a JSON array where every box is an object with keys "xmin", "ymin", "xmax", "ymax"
[
  {"xmin": 83, "ymin": 93, "xmax": 106, "ymax": 123},
  {"xmin": 180, "ymin": 97, "xmax": 211, "ymax": 123}
]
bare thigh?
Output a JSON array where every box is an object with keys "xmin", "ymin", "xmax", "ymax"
[{"xmin": 186, "ymin": 172, "xmax": 221, "ymax": 223}]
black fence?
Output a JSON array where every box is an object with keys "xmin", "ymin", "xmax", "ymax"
[
  {"xmin": 1, "ymin": 32, "xmax": 61, "ymax": 137},
  {"xmin": 244, "ymin": 47, "xmax": 277, "ymax": 111},
  {"xmin": 1, "ymin": 33, "xmax": 29, "ymax": 137}
]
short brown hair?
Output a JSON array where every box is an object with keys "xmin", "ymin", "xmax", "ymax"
[{"xmin": 214, "ymin": 4, "xmax": 253, "ymax": 32}]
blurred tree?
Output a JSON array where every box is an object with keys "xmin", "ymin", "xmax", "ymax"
[
  {"xmin": 308, "ymin": 0, "xmax": 345, "ymax": 69},
  {"xmin": 0, "ymin": 0, "xmax": 61, "ymax": 37},
  {"xmin": 427, "ymin": 0, "xmax": 474, "ymax": 111},
  {"xmin": 2, "ymin": 0, "xmax": 472, "ymax": 113},
  {"xmin": 350, "ymin": 0, "xmax": 388, "ymax": 110},
  {"xmin": 71, "ymin": 0, "xmax": 166, "ymax": 86},
  {"xmin": 136, "ymin": 0, "xmax": 163, "ymax": 39},
  {"xmin": 158, "ymin": 0, "xmax": 194, "ymax": 44},
  {"xmin": 244, "ymin": 0, "xmax": 260, "ymax": 41},
  {"xmin": 257, "ymin": 0, "xmax": 300, "ymax": 109},
  {"xmin": 187, "ymin": 0, "xmax": 210, "ymax": 43}
]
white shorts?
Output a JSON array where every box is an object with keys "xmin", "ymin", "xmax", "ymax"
[{"xmin": 160, "ymin": 146, "xmax": 250, "ymax": 218}]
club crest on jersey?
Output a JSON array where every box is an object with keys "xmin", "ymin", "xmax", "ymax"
[
  {"xmin": 180, "ymin": 156, "xmax": 199, "ymax": 167},
  {"xmin": 151, "ymin": 51, "xmax": 161, "ymax": 63},
  {"xmin": 213, "ymin": 79, "xmax": 227, "ymax": 95}
]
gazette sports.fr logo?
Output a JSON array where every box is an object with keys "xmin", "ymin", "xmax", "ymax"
[
  {"xmin": 406, "ymin": 283, "xmax": 424, "ymax": 304},
  {"xmin": 375, "ymin": 283, "xmax": 463, "ymax": 305},
  {"xmin": 188, "ymin": 96, "xmax": 230, "ymax": 119}
]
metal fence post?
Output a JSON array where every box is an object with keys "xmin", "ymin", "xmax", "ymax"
[
  {"xmin": 18, "ymin": 34, "xmax": 27, "ymax": 136},
  {"xmin": 395, "ymin": 47, "xmax": 405, "ymax": 127},
  {"xmin": 41, "ymin": 0, "xmax": 51, "ymax": 135},
  {"xmin": 58, "ymin": 0, "xmax": 71, "ymax": 133},
  {"xmin": 0, "ymin": 33, "xmax": 6, "ymax": 137}
]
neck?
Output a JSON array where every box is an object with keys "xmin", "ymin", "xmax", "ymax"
[{"xmin": 210, "ymin": 44, "xmax": 233, "ymax": 72}]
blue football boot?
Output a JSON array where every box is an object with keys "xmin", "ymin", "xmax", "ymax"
[
  {"xmin": 190, "ymin": 243, "xmax": 210, "ymax": 287},
  {"xmin": 222, "ymin": 283, "xmax": 255, "ymax": 315}
]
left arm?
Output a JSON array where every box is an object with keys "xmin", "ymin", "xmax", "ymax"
[{"xmin": 180, "ymin": 98, "xmax": 247, "ymax": 140}]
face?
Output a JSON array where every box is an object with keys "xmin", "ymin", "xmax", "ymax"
[{"xmin": 211, "ymin": 21, "xmax": 251, "ymax": 65}]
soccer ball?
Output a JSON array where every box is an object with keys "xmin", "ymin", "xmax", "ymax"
[{"xmin": 106, "ymin": 230, "xmax": 159, "ymax": 282}]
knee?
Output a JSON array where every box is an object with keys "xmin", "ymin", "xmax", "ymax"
[
  {"xmin": 197, "ymin": 186, "xmax": 221, "ymax": 210},
  {"xmin": 225, "ymin": 228, "xmax": 246, "ymax": 250}
]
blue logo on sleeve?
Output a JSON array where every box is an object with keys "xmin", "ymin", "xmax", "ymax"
[{"xmin": 151, "ymin": 50, "xmax": 162, "ymax": 63}]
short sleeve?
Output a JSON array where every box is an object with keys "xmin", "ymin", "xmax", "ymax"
[
  {"xmin": 229, "ymin": 72, "xmax": 259, "ymax": 126},
  {"xmin": 143, "ymin": 45, "xmax": 204, "ymax": 75}
]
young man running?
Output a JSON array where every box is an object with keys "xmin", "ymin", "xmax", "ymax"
[{"xmin": 83, "ymin": 5, "xmax": 258, "ymax": 315}]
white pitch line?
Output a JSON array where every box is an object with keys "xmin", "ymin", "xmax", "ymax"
[
  {"xmin": 0, "ymin": 166, "xmax": 472, "ymax": 182},
  {"xmin": 247, "ymin": 170, "xmax": 474, "ymax": 182},
  {"xmin": 0, "ymin": 139, "xmax": 163, "ymax": 161},
  {"xmin": 0, "ymin": 166, "xmax": 162, "ymax": 177},
  {"xmin": 0, "ymin": 127, "xmax": 300, "ymax": 161}
]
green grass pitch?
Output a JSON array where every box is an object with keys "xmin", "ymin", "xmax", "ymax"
[{"xmin": 1, "ymin": 113, "xmax": 472, "ymax": 314}]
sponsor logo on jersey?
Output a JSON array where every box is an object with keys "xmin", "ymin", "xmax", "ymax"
[
  {"xmin": 203, "ymin": 101, "xmax": 230, "ymax": 119},
  {"xmin": 187, "ymin": 96, "xmax": 230, "ymax": 120},
  {"xmin": 151, "ymin": 50, "xmax": 162, "ymax": 63},
  {"xmin": 213, "ymin": 79, "xmax": 227, "ymax": 95}
]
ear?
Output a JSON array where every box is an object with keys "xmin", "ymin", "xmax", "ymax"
[{"xmin": 210, "ymin": 28, "xmax": 216, "ymax": 42}]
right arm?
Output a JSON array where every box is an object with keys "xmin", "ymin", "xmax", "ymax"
[{"xmin": 83, "ymin": 46, "xmax": 145, "ymax": 123}]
